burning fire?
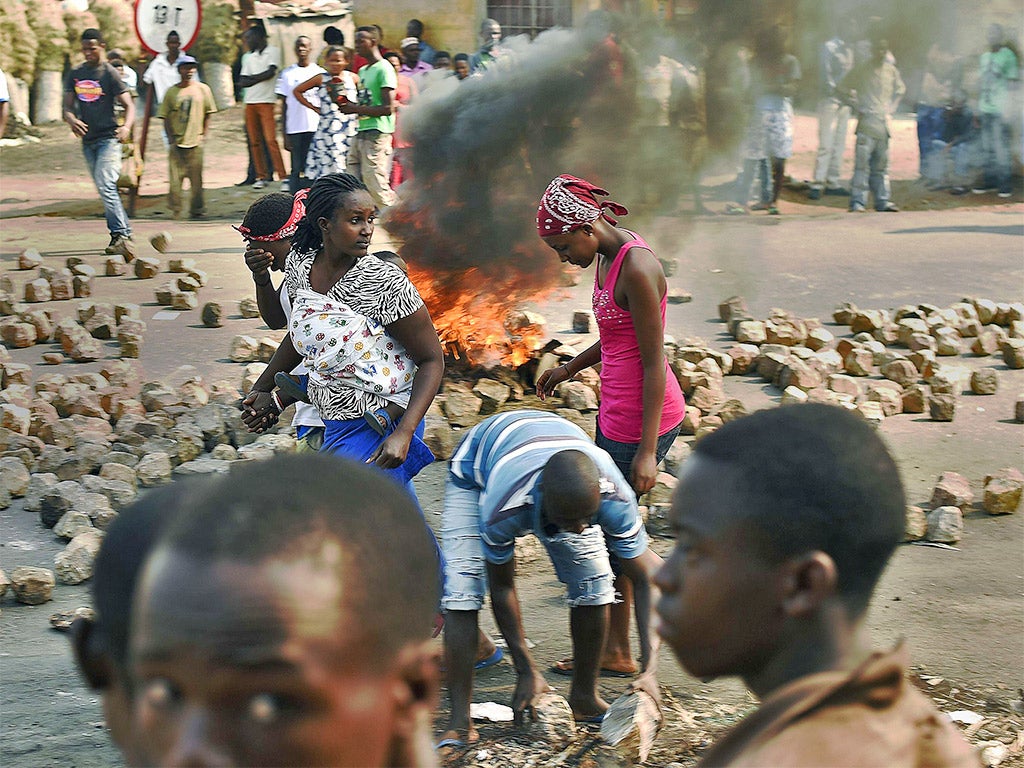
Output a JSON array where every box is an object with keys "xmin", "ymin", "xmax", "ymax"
[{"xmin": 408, "ymin": 262, "xmax": 550, "ymax": 369}]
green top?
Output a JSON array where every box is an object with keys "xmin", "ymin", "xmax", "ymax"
[
  {"xmin": 978, "ymin": 46, "xmax": 1019, "ymax": 116},
  {"xmin": 158, "ymin": 81, "xmax": 217, "ymax": 148},
  {"xmin": 356, "ymin": 59, "xmax": 397, "ymax": 134}
]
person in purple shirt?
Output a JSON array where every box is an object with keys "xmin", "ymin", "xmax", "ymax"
[{"xmin": 399, "ymin": 37, "xmax": 432, "ymax": 79}]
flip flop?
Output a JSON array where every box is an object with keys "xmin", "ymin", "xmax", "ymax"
[
  {"xmin": 434, "ymin": 738, "xmax": 466, "ymax": 751},
  {"xmin": 551, "ymin": 658, "xmax": 635, "ymax": 678},
  {"xmin": 474, "ymin": 646, "xmax": 503, "ymax": 670},
  {"xmin": 574, "ymin": 712, "xmax": 606, "ymax": 724},
  {"xmin": 274, "ymin": 372, "xmax": 310, "ymax": 404}
]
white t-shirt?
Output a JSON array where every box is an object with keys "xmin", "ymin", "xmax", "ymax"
[
  {"xmin": 275, "ymin": 63, "xmax": 324, "ymax": 134},
  {"xmin": 0, "ymin": 67, "xmax": 9, "ymax": 103},
  {"xmin": 241, "ymin": 46, "xmax": 282, "ymax": 104},
  {"xmin": 143, "ymin": 53, "xmax": 199, "ymax": 103},
  {"xmin": 279, "ymin": 283, "xmax": 325, "ymax": 428}
]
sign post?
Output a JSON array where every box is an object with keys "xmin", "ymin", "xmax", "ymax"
[{"xmin": 131, "ymin": 0, "xmax": 202, "ymax": 214}]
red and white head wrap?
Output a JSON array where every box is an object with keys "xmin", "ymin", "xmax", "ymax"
[
  {"xmin": 234, "ymin": 189, "xmax": 308, "ymax": 242},
  {"xmin": 536, "ymin": 174, "xmax": 628, "ymax": 237}
]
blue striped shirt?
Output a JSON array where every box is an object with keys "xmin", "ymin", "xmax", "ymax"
[{"xmin": 449, "ymin": 410, "xmax": 647, "ymax": 564}]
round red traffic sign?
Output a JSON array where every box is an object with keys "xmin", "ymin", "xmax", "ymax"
[{"xmin": 134, "ymin": 0, "xmax": 202, "ymax": 55}]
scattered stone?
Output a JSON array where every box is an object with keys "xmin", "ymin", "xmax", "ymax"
[
  {"xmin": 72, "ymin": 275, "xmax": 93, "ymax": 298},
  {"xmin": 172, "ymin": 457, "xmax": 232, "ymax": 477},
  {"xmin": 559, "ymin": 381, "xmax": 598, "ymax": 411},
  {"xmin": 929, "ymin": 393, "xmax": 956, "ymax": 422},
  {"xmin": 135, "ymin": 452, "xmax": 173, "ymax": 487},
  {"xmin": 202, "ymin": 302, "xmax": 223, "ymax": 327},
  {"xmin": 0, "ymin": 403, "xmax": 31, "ymax": 435},
  {"xmin": 0, "ymin": 321, "xmax": 36, "ymax": 348},
  {"xmin": 105, "ymin": 255, "xmax": 128, "ymax": 276},
  {"xmin": 667, "ymin": 288, "xmax": 692, "ymax": 304},
  {"xmin": 170, "ymin": 259, "xmax": 198, "ymax": 274},
  {"xmin": 522, "ymin": 692, "xmax": 575, "ymax": 749},
  {"xmin": 1016, "ymin": 394, "xmax": 1024, "ymax": 423},
  {"xmin": 49, "ymin": 606, "xmax": 95, "ymax": 632},
  {"xmin": 843, "ymin": 349, "xmax": 874, "ymax": 376},
  {"xmin": 230, "ymin": 335, "xmax": 259, "ymax": 363},
  {"xmin": 134, "ymin": 257, "xmax": 161, "ymax": 279},
  {"xmin": 857, "ymin": 400, "xmax": 885, "ymax": 427},
  {"xmin": 805, "ymin": 326, "xmax": 834, "ymax": 351},
  {"xmin": 472, "ymin": 379, "xmax": 511, "ymax": 413},
  {"xmin": 719, "ymin": 295, "xmax": 748, "ymax": 322},
  {"xmin": 114, "ymin": 303, "xmax": 140, "ymax": 324},
  {"xmin": 659, "ymin": 257, "xmax": 679, "ymax": 276},
  {"xmin": 0, "ymin": 455, "xmax": 31, "ymax": 500},
  {"xmin": 175, "ymin": 275, "xmax": 201, "ymax": 293},
  {"xmin": 55, "ymin": 529, "xmax": 104, "ymax": 584},
  {"xmin": 926, "ymin": 506, "xmax": 963, "ymax": 544},
  {"xmin": 930, "ymin": 471, "xmax": 974, "ymax": 510},
  {"xmin": 572, "ymin": 310, "xmax": 594, "ymax": 333},
  {"xmin": 644, "ymin": 472, "xmax": 677, "ymax": 506},
  {"xmin": 238, "ymin": 297, "xmax": 261, "ymax": 318},
  {"xmin": 150, "ymin": 231, "xmax": 172, "ymax": 253},
  {"xmin": 780, "ymin": 385, "xmax": 808, "ymax": 405},
  {"xmin": 154, "ymin": 283, "xmax": 174, "ymax": 305},
  {"xmin": 53, "ymin": 510, "xmax": 94, "ymax": 540},
  {"xmin": 970, "ymin": 368, "xmax": 999, "ymax": 395},
  {"xmin": 1001, "ymin": 339, "xmax": 1024, "ymax": 369},
  {"xmin": 443, "ymin": 390, "xmax": 483, "ymax": 427},
  {"xmin": 99, "ymin": 462, "xmax": 137, "ymax": 487},
  {"xmin": 735, "ymin": 320, "xmax": 766, "ymax": 345},
  {"xmin": 982, "ymin": 468, "xmax": 1023, "ymax": 515},
  {"xmin": 901, "ymin": 383, "xmax": 930, "ymax": 413},
  {"xmin": 0, "ymin": 569, "xmax": 7, "ymax": 598},
  {"xmin": 850, "ymin": 309, "xmax": 885, "ymax": 333},
  {"xmin": 24, "ymin": 278, "xmax": 52, "ymax": 303},
  {"xmin": 867, "ymin": 386, "xmax": 902, "ymax": 416},
  {"xmin": 10, "ymin": 566, "xmax": 55, "ymax": 604},
  {"xmin": 209, "ymin": 443, "xmax": 237, "ymax": 461},
  {"xmin": 904, "ymin": 505, "xmax": 927, "ymax": 541},
  {"xmin": 679, "ymin": 405, "xmax": 701, "ymax": 436},
  {"xmin": 881, "ymin": 359, "xmax": 918, "ymax": 387},
  {"xmin": 662, "ymin": 437, "xmax": 691, "ymax": 476},
  {"xmin": 170, "ymin": 290, "xmax": 198, "ymax": 310},
  {"xmin": 832, "ymin": 301, "xmax": 858, "ymax": 325},
  {"xmin": 18, "ymin": 248, "xmax": 43, "ymax": 270}
]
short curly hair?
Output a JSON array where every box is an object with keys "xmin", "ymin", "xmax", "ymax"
[{"xmin": 238, "ymin": 193, "xmax": 294, "ymax": 240}]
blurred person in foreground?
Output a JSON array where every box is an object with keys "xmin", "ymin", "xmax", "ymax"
[
  {"xmin": 130, "ymin": 454, "xmax": 442, "ymax": 767},
  {"xmin": 655, "ymin": 403, "xmax": 977, "ymax": 767}
]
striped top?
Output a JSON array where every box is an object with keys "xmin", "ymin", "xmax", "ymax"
[{"xmin": 449, "ymin": 410, "xmax": 647, "ymax": 564}]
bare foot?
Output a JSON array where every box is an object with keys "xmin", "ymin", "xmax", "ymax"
[{"xmin": 552, "ymin": 656, "xmax": 638, "ymax": 677}]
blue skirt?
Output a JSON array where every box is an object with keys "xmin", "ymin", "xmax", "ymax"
[{"xmin": 320, "ymin": 415, "xmax": 434, "ymax": 488}]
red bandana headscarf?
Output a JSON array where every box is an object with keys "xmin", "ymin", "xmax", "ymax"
[
  {"xmin": 234, "ymin": 188, "xmax": 308, "ymax": 242},
  {"xmin": 536, "ymin": 174, "xmax": 628, "ymax": 237}
]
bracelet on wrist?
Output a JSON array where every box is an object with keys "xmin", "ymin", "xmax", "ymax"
[{"xmin": 271, "ymin": 391, "xmax": 284, "ymax": 413}]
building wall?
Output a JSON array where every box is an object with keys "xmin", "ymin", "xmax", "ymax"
[{"xmin": 348, "ymin": 0, "xmax": 601, "ymax": 57}]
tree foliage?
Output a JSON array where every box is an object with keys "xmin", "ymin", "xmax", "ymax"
[
  {"xmin": 191, "ymin": 0, "xmax": 241, "ymax": 65},
  {"xmin": 0, "ymin": 0, "xmax": 39, "ymax": 84},
  {"xmin": 29, "ymin": 0, "xmax": 69, "ymax": 72},
  {"xmin": 87, "ymin": 0, "xmax": 142, "ymax": 61}
]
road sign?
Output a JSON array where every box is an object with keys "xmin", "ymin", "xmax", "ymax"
[{"xmin": 134, "ymin": 0, "xmax": 202, "ymax": 55}]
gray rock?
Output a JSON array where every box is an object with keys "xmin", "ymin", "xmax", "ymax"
[
  {"xmin": 230, "ymin": 335, "xmax": 259, "ymax": 363},
  {"xmin": 23, "ymin": 472, "xmax": 58, "ymax": 512},
  {"xmin": 472, "ymin": 378, "xmax": 511, "ymax": 413},
  {"xmin": 173, "ymin": 457, "xmax": 232, "ymax": 477},
  {"xmin": 10, "ymin": 566, "xmax": 55, "ymax": 605},
  {"xmin": 443, "ymin": 390, "xmax": 483, "ymax": 428},
  {"xmin": 930, "ymin": 471, "xmax": 974, "ymax": 510},
  {"xmin": 572, "ymin": 310, "xmax": 594, "ymax": 333},
  {"xmin": 39, "ymin": 480, "xmax": 85, "ymax": 528},
  {"xmin": 99, "ymin": 462, "xmax": 137, "ymax": 487},
  {"xmin": 1001, "ymin": 339, "xmax": 1024, "ymax": 369},
  {"xmin": 136, "ymin": 452, "xmax": 173, "ymax": 487},
  {"xmin": 926, "ymin": 506, "xmax": 963, "ymax": 544},
  {"xmin": 209, "ymin": 443, "xmax": 237, "ymax": 461},
  {"xmin": 970, "ymin": 368, "xmax": 999, "ymax": 395},
  {"xmin": 79, "ymin": 475, "xmax": 137, "ymax": 510},
  {"xmin": 904, "ymin": 505, "xmax": 927, "ymax": 541},
  {"xmin": 0, "ymin": 455, "xmax": 31, "ymax": 497},
  {"xmin": 55, "ymin": 529, "xmax": 104, "ymax": 585},
  {"xmin": 238, "ymin": 297, "xmax": 261, "ymax": 318},
  {"xmin": 53, "ymin": 510, "xmax": 94, "ymax": 540},
  {"xmin": 202, "ymin": 302, "xmax": 223, "ymax": 328}
]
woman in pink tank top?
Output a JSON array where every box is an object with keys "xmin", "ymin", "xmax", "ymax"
[{"xmin": 535, "ymin": 174, "xmax": 685, "ymax": 683}]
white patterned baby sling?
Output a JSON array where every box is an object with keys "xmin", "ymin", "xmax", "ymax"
[{"xmin": 290, "ymin": 288, "xmax": 415, "ymax": 406}]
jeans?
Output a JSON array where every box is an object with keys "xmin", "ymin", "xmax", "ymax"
[
  {"xmin": 440, "ymin": 477, "xmax": 616, "ymax": 611},
  {"xmin": 595, "ymin": 422, "xmax": 681, "ymax": 495},
  {"xmin": 812, "ymin": 98, "xmax": 851, "ymax": 189},
  {"xmin": 244, "ymin": 103, "xmax": 287, "ymax": 181},
  {"xmin": 347, "ymin": 130, "xmax": 398, "ymax": 209},
  {"xmin": 979, "ymin": 112, "xmax": 1012, "ymax": 193},
  {"xmin": 82, "ymin": 138, "xmax": 130, "ymax": 237},
  {"xmin": 925, "ymin": 138, "xmax": 975, "ymax": 185},
  {"xmin": 916, "ymin": 104, "xmax": 946, "ymax": 177},
  {"xmin": 733, "ymin": 157, "xmax": 771, "ymax": 205},
  {"xmin": 850, "ymin": 132, "xmax": 892, "ymax": 209},
  {"xmin": 286, "ymin": 131, "xmax": 314, "ymax": 189}
]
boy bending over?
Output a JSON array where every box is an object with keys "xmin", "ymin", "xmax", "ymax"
[{"xmin": 655, "ymin": 403, "xmax": 976, "ymax": 767}]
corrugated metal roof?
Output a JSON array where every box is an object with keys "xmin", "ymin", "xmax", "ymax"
[{"xmin": 254, "ymin": 0, "xmax": 352, "ymax": 19}]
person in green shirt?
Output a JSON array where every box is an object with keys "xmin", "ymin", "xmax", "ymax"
[
  {"xmin": 974, "ymin": 23, "xmax": 1019, "ymax": 198},
  {"xmin": 157, "ymin": 56, "xmax": 217, "ymax": 219},
  {"xmin": 339, "ymin": 26, "xmax": 398, "ymax": 209}
]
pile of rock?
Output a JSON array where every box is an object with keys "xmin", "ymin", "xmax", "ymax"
[
  {"xmin": 904, "ymin": 469, "xmax": 1022, "ymax": 545},
  {"xmin": 150, "ymin": 258, "xmax": 208, "ymax": 311},
  {"xmin": 717, "ymin": 295, "xmax": 1024, "ymax": 425},
  {"xmin": 0, "ymin": 364, "xmax": 301, "ymax": 601},
  {"xmin": 7, "ymin": 253, "xmax": 92, "ymax": 305},
  {"xmin": 1, "ymin": 298, "xmax": 146, "ymax": 360}
]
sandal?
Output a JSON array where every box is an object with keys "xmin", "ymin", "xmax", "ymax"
[
  {"xmin": 274, "ymin": 372, "xmax": 310, "ymax": 404},
  {"xmin": 724, "ymin": 203, "xmax": 749, "ymax": 215},
  {"xmin": 362, "ymin": 407, "xmax": 395, "ymax": 437},
  {"xmin": 551, "ymin": 656, "xmax": 637, "ymax": 678}
]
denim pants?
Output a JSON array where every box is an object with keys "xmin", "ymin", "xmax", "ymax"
[
  {"xmin": 979, "ymin": 112, "xmax": 1012, "ymax": 193},
  {"xmin": 850, "ymin": 133, "xmax": 892, "ymax": 210},
  {"xmin": 916, "ymin": 104, "xmax": 946, "ymax": 176},
  {"xmin": 440, "ymin": 477, "xmax": 616, "ymax": 611},
  {"xmin": 82, "ymin": 138, "xmax": 130, "ymax": 237},
  {"xmin": 733, "ymin": 157, "xmax": 771, "ymax": 205},
  {"xmin": 812, "ymin": 98, "xmax": 851, "ymax": 189}
]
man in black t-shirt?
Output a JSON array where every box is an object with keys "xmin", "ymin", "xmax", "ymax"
[{"xmin": 63, "ymin": 28, "xmax": 137, "ymax": 259}]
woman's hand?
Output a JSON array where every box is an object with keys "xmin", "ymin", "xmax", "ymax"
[
  {"xmin": 244, "ymin": 246, "xmax": 274, "ymax": 283},
  {"xmin": 630, "ymin": 448, "xmax": 658, "ymax": 495},
  {"xmin": 241, "ymin": 391, "xmax": 279, "ymax": 433},
  {"xmin": 536, "ymin": 363, "xmax": 571, "ymax": 400},
  {"xmin": 368, "ymin": 429, "xmax": 412, "ymax": 469}
]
